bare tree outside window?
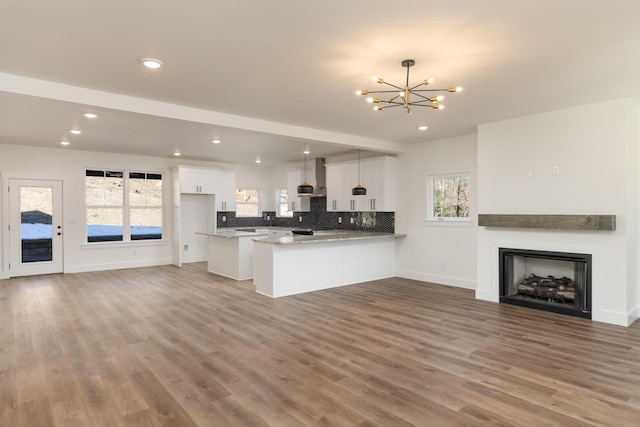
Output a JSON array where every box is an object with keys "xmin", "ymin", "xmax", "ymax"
[
  {"xmin": 430, "ymin": 174, "xmax": 470, "ymax": 220},
  {"xmin": 277, "ymin": 188, "xmax": 293, "ymax": 217},
  {"xmin": 235, "ymin": 188, "xmax": 261, "ymax": 217}
]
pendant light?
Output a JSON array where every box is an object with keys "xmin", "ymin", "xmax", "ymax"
[
  {"xmin": 297, "ymin": 144, "xmax": 313, "ymax": 197},
  {"xmin": 352, "ymin": 150, "xmax": 367, "ymax": 196}
]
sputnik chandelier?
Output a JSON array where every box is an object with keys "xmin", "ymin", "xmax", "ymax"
[{"xmin": 356, "ymin": 59, "xmax": 463, "ymax": 114}]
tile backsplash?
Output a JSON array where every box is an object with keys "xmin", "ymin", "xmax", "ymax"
[{"xmin": 217, "ymin": 197, "xmax": 394, "ymax": 233}]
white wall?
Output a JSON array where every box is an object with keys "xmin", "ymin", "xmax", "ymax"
[
  {"xmin": 0, "ymin": 143, "xmax": 272, "ymax": 278},
  {"xmin": 476, "ymin": 98, "xmax": 639, "ymax": 326},
  {"xmin": 395, "ymin": 134, "xmax": 478, "ymax": 289}
]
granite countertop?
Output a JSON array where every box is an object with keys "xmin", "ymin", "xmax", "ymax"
[
  {"xmin": 253, "ymin": 231, "xmax": 406, "ymax": 245},
  {"xmin": 195, "ymin": 230, "xmax": 268, "ymax": 238}
]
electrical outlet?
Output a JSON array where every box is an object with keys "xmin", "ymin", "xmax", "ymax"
[
  {"xmin": 184, "ymin": 244, "xmax": 188, "ymax": 251},
  {"xmin": 222, "ymin": 215, "xmax": 226, "ymax": 222},
  {"xmin": 350, "ymin": 217, "xmax": 354, "ymax": 224},
  {"xmin": 299, "ymin": 216, "xmax": 303, "ymax": 222},
  {"xmin": 552, "ymin": 166, "xmax": 560, "ymax": 175},
  {"xmin": 338, "ymin": 217, "xmax": 342, "ymax": 223}
]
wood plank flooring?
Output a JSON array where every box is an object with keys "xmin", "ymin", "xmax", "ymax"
[{"xmin": 1, "ymin": 263, "xmax": 640, "ymax": 426}]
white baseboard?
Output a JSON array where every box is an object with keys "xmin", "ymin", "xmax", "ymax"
[
  {"xmin": 395, "ymin": 269, "xmax": 477, "ymax": 290},
  {"xmin": 65, "ymin": 257, "xmax": 173, "ymax": 274},
  {"xmin": 181, "ymin": 255, "xmax": 207, "ymax": 264},
  {"xmin": 591, "ymin": 307, "xmax": 639, "ymax": 327},
  {"xmin": 475, "ymin": 288, "xmax": 499, "ymax": 303}
]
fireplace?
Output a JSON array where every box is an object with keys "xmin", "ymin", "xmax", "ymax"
[{"xmin": 499, "ymin": 248, "xmax": 592, "ymax": 318}]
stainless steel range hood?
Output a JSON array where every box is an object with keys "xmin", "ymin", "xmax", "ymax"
[{"xmin": 312, "ymin": 157, "xmax": 327, "ymax": 197}]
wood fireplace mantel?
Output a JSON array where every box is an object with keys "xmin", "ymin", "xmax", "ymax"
[{"xmin": 478, "ymin": 214, "xmax": 616, "ymax": 231}]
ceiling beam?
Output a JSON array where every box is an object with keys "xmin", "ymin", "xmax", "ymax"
[{"xmin": 0, "ymin": 73, "xmax": 406, "ymax": 155}]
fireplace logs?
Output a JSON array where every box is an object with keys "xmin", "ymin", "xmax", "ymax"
[{"xmin": 517, "ymin": 273, "xmax": 575, "ymax": 302}]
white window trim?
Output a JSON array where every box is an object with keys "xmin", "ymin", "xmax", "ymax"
[
  {"xmin": 276, "ymin": 187, "xmax": 293, "ymax": 218},
  {"xmin": 426, "ymin": 172, "xmax": 471, "ymax": 226},
  {"xmin": 235, "ymin": 187, "xmax": 262, "ymax": 217},
  {"xmin": 84, "ymin": 169, "xmax": 166, "ymax": 244}
]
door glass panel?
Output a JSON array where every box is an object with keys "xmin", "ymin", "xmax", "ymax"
[{"xmin": 20, "ymin": 186, "xmax": 53, "ymax": 263}]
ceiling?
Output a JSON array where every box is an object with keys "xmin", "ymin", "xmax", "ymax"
[{"xmin": 1, "ymin": 1, "xmax": 640, "ymax": 167}]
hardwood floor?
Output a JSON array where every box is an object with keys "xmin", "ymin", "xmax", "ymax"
[{"xmin": 1, "ymin": 263, "xmax": 640, "ymax": 426}]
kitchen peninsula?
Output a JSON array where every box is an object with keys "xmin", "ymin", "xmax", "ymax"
[{"xmin": 253, "ymin": 231, "xmax": 405, "ymax": 297}]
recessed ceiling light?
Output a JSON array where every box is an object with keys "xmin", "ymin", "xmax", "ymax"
[
  {"xmin": 60, "ymin": 141, "xmax": 70, "ymax": 146},
  {"xmin": 211, "ymin": 139, "xmax": 221, "ymax": 144},
  {"xmin": 173, "ymin": 151, "xmax": 181, "ymax": 156},
  {"xmin": 255, "ymin": 157, "xmax": 262, "ymax": 164},
  {"xmin": 70, "ymin": 129, "xmax": 82, "ymax": 135},
  {"xmin": 84, "ymin": 113, "xmax": 98, "ymax": 119},
  {"xmin": 142, "ymin": 58, "xmax": 163, "ymax": 69},
  {"xmin": 418, "ymin": 125, "xmax": 428, "ymax": 131}
]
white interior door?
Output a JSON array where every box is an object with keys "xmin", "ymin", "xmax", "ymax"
[{"xmin": 9, "ymin": 179, "xmax": 63, "ymax": 276}]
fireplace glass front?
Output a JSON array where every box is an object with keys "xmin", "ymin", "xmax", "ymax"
[{"xmin": 499, "ymin": 248, "xmax": 591, "ymax": 318}]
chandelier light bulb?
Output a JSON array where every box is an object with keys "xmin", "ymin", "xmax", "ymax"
[
  {"xmin": 449, "ymin": 87, "xmax": 463, "ymax": 92},
  {"xmin": 373, "ymin": 77, "xmax": 383, "ymax": 84},
  {"xmin": 424, "ymin": 78, "xmax": 434, "ymax": 85}
]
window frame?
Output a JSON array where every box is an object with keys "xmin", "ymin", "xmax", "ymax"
[
  {"xmin": 276, "ymin": 187, "xmax": 293, "ymax": 218},
  {"xmin": 84, "ymin": 169, "xmax": 165, "ymax": 244},
  {"xmin": 235, "ymin": 187, "xmax": 262, "ymax": 218},
  {"xmin": 426, "ymin": 172, "xmax": 471, "ymax": 225}
]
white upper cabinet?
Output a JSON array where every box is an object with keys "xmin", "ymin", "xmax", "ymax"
[
  {"xmin": 178, "ymin": 166, "xmax": 215, "ymax": 194},
  {"xmin": 174, "ymin": 166, "xmax": 236, "ymax": 211},
  {"xmin": 342, "ymin": 162, "xmax": 364, "ymax": 212},
  {"xmin": 214, "ymin": 170, "xmax": 236, "ymax": 211},
  {"xmin": 325, "ymin": 163, "xmax": 344, "ymax": 212},
  {"xmin": 326, "ymin": 162, "xmax": 363, "ymax": 212},
  {"xmin": 360, "ymin": 156, "xmax": 398, "ymax": 212},
  {"xmin": 325, "ymin": 156, "xmax": 397, "ymax": 212},
  {"xmin": 286, "ymin": 170, "xmax": 310, "ymax": 212}
]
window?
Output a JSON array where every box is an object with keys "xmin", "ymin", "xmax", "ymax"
[
  {"xmin": 235, "ymin": 188, "xmax": 260, "ymax": 217},
  {"xmin": 277, "ymin": 187, "xmax": 293, "ymax": 217},
  {"xmin": 85, "ymin": 170, "xmax": 163, "ymax": 242},
  {"xmin": 129, "ymin": 172, "xmax": 163, "ymax": 240},
  {"xmin": 428, "ymin": 173, "xmax": 470, "ymax": 221}
]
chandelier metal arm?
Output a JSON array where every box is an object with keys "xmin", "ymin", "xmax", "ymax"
[
  {"xmin": 378, "ymin": 81, "xmax": 405, "ymax": 92},
  {"xmin": 410, "ymin": 88, "xmax": 455, "ymax": 93},
  {"xmin": 365, "ymin": 89, "xmax": 408, "ymax": 94}
]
